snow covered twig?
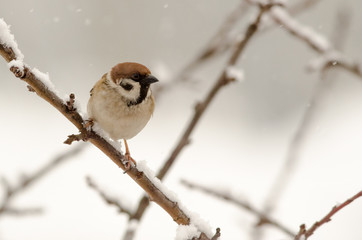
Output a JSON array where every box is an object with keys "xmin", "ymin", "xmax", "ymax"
[
  {"xmin": 294, "ymin": 190, "xmax": 362, "ymax": 240},
  {"xmin": 269, "ymin": 6, "xmax": 362, "ymax": 78},
  {"xmin": 0, "ymin": 18, "xmax": 211, "ymax": 237},
  {"xmin": 0, "ymin": 144, "xmax": 85, "ymax": 216},
  {"xmin": 180, "ymin": 179, "xmax": 295, "ymax": 237}
]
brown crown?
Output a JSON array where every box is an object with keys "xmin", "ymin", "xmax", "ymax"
[{"xmin": 110, "ymin": 62, "xmax": 151, "ymax": 82}]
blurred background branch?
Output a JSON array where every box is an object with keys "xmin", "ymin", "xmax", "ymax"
[
  {"xmin": 180, "ymin": 179, "xmax": 295, "ymax": 237},
  {"xmin": 294, "ymin": 190, "xmax": 362, "ymax": 240},
  {"xmin": 0, "ymin": 144, "xmax": 85, "ymax": 216}
]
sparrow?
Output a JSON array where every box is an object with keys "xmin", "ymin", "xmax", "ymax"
[{"xmin": 87, "ymin": 62, "xmax": 159, "ymax": 169}]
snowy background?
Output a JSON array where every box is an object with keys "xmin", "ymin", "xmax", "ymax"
[{"xmin": 1, "ymin": 0, "xmax": 362, "ymax": 239}]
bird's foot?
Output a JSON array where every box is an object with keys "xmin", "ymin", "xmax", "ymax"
[
  {"xmin": 123, "ymin": 153, "xmax": 137, "ymax": 173},
  {"xmin": 85, "ymin": 118, "xmax": 94, "ymax": 130}
]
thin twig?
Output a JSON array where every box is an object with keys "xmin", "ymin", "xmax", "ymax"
[
  {"xmin": 268, "ymin": 5, "xmax": 362, "ymax": 79},
  {"xmin": 154, "ymin": 0, "xmax": 324, "ymax": 98},
  {"xmin": 294, "ymin": 191, "xmax": 362, "ymax": 240},
  {"xmin": 86, "ymin": 176, "xmax": 133, "ymax": 216},
  {"xmin": 122, "ymin": 5, "xmax": 275, "ymax": 239},
  {"xmin": 153, "ymin": 1, "xmax": 249, "ymax": 97},
  {"xmin": 0, "ymin": 144, "xmax": 85, "ymax": 215},
  {"xmin": 181, "ymin": 179, "xmax": 295, "ymax": 237},
  {"xmin": 1, "ymin": 207, "xmax": 43, "ymax": 216}
]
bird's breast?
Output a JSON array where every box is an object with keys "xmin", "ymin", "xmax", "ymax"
[{"xmin": 87, "ymin": 85, "xmax": 154, "ymax": 140}]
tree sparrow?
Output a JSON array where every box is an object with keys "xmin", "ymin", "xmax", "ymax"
[{"xmin": 87, "ymin": 62, "xmax": 159, "ymax": 169}]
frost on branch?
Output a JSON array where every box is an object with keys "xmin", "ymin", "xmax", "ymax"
[
  {"xmin": 270, "ymin": 7, "xmax": 331, "ymax": 52},
  {"xmin": 0, "ymin": 18, "xmax": 59, "ymax": 94},
  {"xmin": 31, "ymin": 67, "xmax": 57, "ymax": 93},
  {"xmin": 0, "ymin": 18, "xmax": 24, "ymax": 61},
  {"xmin": 136, "ymin": 161, "xmax": 213, "ymax": 237},
  {"xmin": 226, "ymin": 65, "xmax": 244, "ymax": 82},
  {"xmin": 175, "ymin": 224, "xmax": 200, "ymax": 240}
]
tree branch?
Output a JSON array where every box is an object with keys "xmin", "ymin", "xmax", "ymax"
[
  {"xmin": 181, "ymin": 179, "xmax": 295, "ymax": 237},
  {"xmin": 294, "ymin": 191, "xmax": 362, "ymax": 240},
  {"xmin": 0, "ymin": 144, "xmax": 85, "ymax": 216},
  {"xmin": 154, "ymin": 0, "xmax": 325, "ymax": 98},
  {"xmin": 153, "ymin": 1, "xmax": 249, "ymax": 97},
  {"xmin": 268, "ymin": 5, "xmax": 362, "ymax": 79},
  {"xmin": 0, "ymin": 18, "xmax": 200, "ymax": 234},
  {"xmin": 86, "ymin": 176, "xmax": 133, "ymax": 216}
]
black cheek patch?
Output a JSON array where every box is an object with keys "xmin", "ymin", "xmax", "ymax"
[{"xmin": 121, "ymin": 83, "xmax": 134, "ymax": 91}]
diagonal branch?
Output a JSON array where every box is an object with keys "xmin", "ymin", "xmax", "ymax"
[
  {"xmin": 181, "ymin": 179, "xmax": 295, "ymax": 237},
  {"xmin": 294, "ymin": 190, "xmax": 362, "ymax": 240},
  {"xmin": 154, "ymin": 0, "xmax": 325, "ymax": 98},
  {"xmin": 86, "ymin": 176, "xmax": 133, "ymax": 216},
  {"xmin": 0, "ymin": 144, "xmax": 85, "ymax": 216},
  {"xmin": 0, "ymin": 19, "xmax": 204, "ymax": 236},
  {"xmin": 122, "ymin": 4, "xmax": 275, "ymax": 240},
  {"xmin": 153, "ymin": 1, "xmax": 249, "ymax": 97},
  {"xmin": 268, "ymin": 5, "xmax": 362, "ymax": 79}
]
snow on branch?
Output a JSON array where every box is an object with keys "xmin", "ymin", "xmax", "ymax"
[
  {"xmin": 270, "ymin": 6, "xmax": 331, "ymax": 53},
  {"xmin": 0, "ymin": 18, "xmax": 214, "ymax": 239},
  {"xmin": 268, "ymin": 6, "xmax": 362, "ymax": 78},
  {"xmin": 226, "ymin": 65, "xmax": 245, "ymax": 82},
  {"xmin": 0, "ymin": 18, "xmax": 24, "ymax": 61}
]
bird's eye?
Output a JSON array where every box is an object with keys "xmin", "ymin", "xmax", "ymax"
[
  {"xmin": 121, "ymin": 83, "xmax": 134, "ymax": 91},
  {"xmin": 132, "ymin": 73, "xmax": 140, "ymax": 81}
]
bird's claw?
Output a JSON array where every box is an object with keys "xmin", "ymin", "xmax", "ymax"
[
  {"xmin": 123, "ymin": 153, "xmax": 137, "ymax": 173},
  {"xmin": 85, "ymin": 118, "xmax": 94, "ymax": 130}
]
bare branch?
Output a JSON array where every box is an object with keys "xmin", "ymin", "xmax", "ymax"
[
  {"xmin": 1, "ymin": 207, "xmax": 43, "ymax": 216},
  {"xmin": 181, "ymin": 180, "xmax": 295, "ymax": 237},
  {"xmin": 64, "ymin": 127, "xmax": 90, "ymax": 145},
  {"xmin": 0, "ymin": 144, "xmax": 85, "ymax": 215},
  {"xmin": 86, "ymin": 176, "xmax": 133, "ymax": 216},
  {"xmin": 294, "ymin": 191, "xmax": 362, "ymax": 240},
  {"xmin": 154, "ymin": 1, "xmax": 249, "ymax": 97}
]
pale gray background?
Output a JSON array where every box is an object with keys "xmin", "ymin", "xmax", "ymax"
[{"xmin": 1, "ymin": 0, "xmax": 362, "ymax": 239}]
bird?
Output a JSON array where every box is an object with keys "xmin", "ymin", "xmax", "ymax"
[{"xmin": 87, "ymin": 62, "xmax": 159, "ymax": 169}]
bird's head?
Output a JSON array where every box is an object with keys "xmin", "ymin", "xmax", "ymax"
[{"xmin": 107, "ymin": 62, "xmax": 159, "ymax": 105}]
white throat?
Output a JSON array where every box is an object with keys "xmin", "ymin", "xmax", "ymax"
[{"xmin": 107, "ymin": 72, "xmax": 142, "ymax": 102}]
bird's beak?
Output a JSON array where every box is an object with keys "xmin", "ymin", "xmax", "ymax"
[{"xmin": 142, "ymin": 75, "xmax": 159, "ymax": 85}]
